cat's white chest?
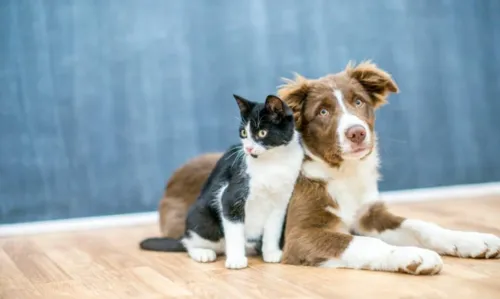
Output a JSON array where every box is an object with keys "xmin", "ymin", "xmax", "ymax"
[{"xmin": 243, "ymin": 148, "xmax": 303, "ymax": 240}]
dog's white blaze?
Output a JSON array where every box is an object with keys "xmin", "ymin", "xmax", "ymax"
[
  {"xmin": 333, "ymin": 89, "xmax": 371, "ymax": 150},
  {"xmin": 334, "ymin": 89, "xmax": 348, "ymax": 113}
]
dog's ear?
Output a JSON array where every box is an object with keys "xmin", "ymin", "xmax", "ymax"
[
  {"xmin": 277, "ymin": 73, "xmax": 310, "ymax": 129},
  {"xmin": 345, "ymin": 61, "xmax": 399, "ymax": 108}
]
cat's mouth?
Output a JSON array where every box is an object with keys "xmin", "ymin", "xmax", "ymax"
[{"xmin": 244, "ymin": 147, "xmax": 259, "ymax": 158}]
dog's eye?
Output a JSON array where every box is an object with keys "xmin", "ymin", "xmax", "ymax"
[
  {"xmin": 319, "ymin": 108, "xmax": 329, "ymax": 116},
  {"xmin": 240, "ymin": 129, "xmax": 247, "ymax": 138},
  {"xmin": 258, "ymin": 129, "xmax": 267, "ymax": 138},
  {"xmin": 355, "ymin": 99, "xmax": 364, "ymax": 107}
]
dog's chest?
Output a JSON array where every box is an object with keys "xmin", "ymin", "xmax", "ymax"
[
  {"xmin": 327, "ymin": 165, "xmax": 379, "ymax": 228},
  {"xmin": 326, "ymin": 179, "xmax": 370, "ymax": 228},
  {"xmin": 302, "ymin": 156, "xmax": 380, "ymax": 229}
]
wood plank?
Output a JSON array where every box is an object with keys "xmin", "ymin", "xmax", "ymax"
[
  {"xmin": 0, "ymin": 249, "xmax": 40, "ymax": 296},
  {"xmin": 0, "ymin": 197, "xmax": 499, "ymax": 299},
  {"xmin": 2, "ymin": 240, "xmax": 71, "ymax": 284}
]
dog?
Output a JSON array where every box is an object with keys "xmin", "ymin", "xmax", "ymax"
[
  {"xmin": 156, "ymin": 61, "xmax": 500, "ymax": 275},
  {"xmin": 158, "ymin": 153, "xmax": 222, "ymax": 238}
]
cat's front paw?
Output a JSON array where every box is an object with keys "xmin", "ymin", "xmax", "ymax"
[
  {"xmin": 225, "ymin": 256, "xmax": 248, "ymax": 269},
  {"xmin": 263, "ymin": 249, "xmax": 283, "ymax": 263},
  {"xmin": 438, "ymin": 231, "xmax": 500, "ymax": 259}
]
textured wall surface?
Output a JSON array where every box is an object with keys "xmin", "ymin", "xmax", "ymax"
[{"xmin": 1, "ymin": 0, "xmax": 500, "ymax": 224}]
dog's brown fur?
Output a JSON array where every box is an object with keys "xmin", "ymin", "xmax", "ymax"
[
  {"xmin": 280, "ymin": 175, "xmax": 353, "ymax": 266},
  {"xmin": 280, "ymin": 62, "xmax": 397, "ymax": 168},
  {"xmin": 279, "ymin": 61, "xmax": 399, "ymax": 265},
  {"xmin": 357, "ymin": 202, "xmax": 405, "ymax": 233},
  {"xmin": 159, "ymin": 153, "xmax": 222, "ymax": 238}
]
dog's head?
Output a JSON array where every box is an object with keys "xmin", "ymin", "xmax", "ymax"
[{"xmin": 278, "ymin": 61, "xmax": 398, "ymax": 166}]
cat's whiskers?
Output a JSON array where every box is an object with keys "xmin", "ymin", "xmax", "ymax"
[
  {"xmin": 231, "ymin": 149, "xmax": 245, "ymax": 170},
  {"xmin": 225, "ymin": 147, "xmax": 242, "ymax": 161}
]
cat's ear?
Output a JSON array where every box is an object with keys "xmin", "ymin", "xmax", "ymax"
[
  {"xmin": 233, "ymin": 94, "xmax": 254, "ymax": 116},
  {"xmin": 264, "ymin": 95, "xmax": 287, "ymax": 115}
]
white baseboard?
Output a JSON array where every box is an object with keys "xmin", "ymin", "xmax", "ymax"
[
  {"xmin": 0, "ymin": 212, "xmax": 158, "ymax": 238},
  {"xmin": 381, "ymin": 181, "xmax": 500, "ymax": 203},
  {"xmin": 1, "ymin": 182, "xmax": 499, "ymax": 238}
]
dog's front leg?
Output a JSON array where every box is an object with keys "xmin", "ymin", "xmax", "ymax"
[
  {"xmin": 353, "ymin": 201, "xmax": 500, "ymax": 259},
  {"xmin": 283, "ymin": 228, "xmax": 443, "ymax": 275}
]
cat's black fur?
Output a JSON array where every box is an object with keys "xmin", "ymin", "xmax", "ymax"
[{"xmin": 140, "ymin": 94, "xmax": 296, "ymax": 255}]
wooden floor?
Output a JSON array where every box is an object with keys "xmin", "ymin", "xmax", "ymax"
[{"xmin": 1, "ymin": 197, "xmax": 500, "ymax": 299}]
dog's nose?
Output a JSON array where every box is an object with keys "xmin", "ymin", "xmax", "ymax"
[{"xmin": 345, "ymin": 125, "xmax": 366, "ymax": 144}]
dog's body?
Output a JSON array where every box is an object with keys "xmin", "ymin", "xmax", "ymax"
[
  {"xmin": 158, "ymin": 153, "xmax": 222, "ymax": 238},
  {"xmin": 157, "ymin": 62, "xmax": 500, "ymax": 275}
]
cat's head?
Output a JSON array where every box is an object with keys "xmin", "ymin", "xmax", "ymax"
[{"xmin": 233, "ymin": 94, "xmax": 296, "ymax": 158}]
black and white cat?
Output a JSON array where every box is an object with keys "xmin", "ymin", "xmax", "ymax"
[{"xmin": 140, "ymin": 94, "xmax": 304, "ymax": 269}]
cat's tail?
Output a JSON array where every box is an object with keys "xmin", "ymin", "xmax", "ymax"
[{"xmin": 139, "ymin": 237, "xmax": 186, "ymax": 252}]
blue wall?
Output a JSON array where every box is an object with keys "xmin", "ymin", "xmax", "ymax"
[{"xmin": 1, "ymin": 0, "xmax": 500, "ymax": 224}]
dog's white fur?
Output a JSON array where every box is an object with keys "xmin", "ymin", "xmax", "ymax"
[
  {"xmin": 334, "ymin": 89, "xmax": 372, "ymax": 159},
  {"xmin": 304, "ymin": 89, "xmax": 499, "ymax": 273}
]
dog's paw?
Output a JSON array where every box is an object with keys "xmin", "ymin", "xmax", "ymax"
[
  {"xmin": 399, "ymin": 220, "xmax": 500, "ymax": 259},
  {"xmin": 438, "ymin": 231, "xmax": 500, "ymax": 259},
  {"xmin": 389, "ymin": 247, "xmax": 443, "ymax": 275},
  {"xmin": 225, "ymin": 256, "xmax": 248, "ymax": 269},
  {"xmin": 263, "ymin": 249, "xmax": 283, "ymax": 263},
  {"xmin": 188, "ymin": 248, "xmax": 217, "ymax": 263}
]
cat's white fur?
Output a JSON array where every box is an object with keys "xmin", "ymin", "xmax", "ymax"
[{"xmin": 184, "ymin": 131, "xmax": 304, "ymax": 269}]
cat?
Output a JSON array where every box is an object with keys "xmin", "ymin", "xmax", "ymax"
[{"xmin": 140, "ymin": 94, "xmax": 304, "ymax": 269}]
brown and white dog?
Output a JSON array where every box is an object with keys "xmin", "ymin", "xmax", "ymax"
[
  {"xmin": 157, "ymin": 61, "xmax": 500, "ymax": 275},
  {"xmin": 158, "ymin": 153, "xmax": 222, "ymax": 238}
]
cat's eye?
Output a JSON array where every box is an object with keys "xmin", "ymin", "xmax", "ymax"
[
  {"xmin": 355, "ymin": 99, "xmax": 364, "ymax": 107},
  {"xmin": 319, "ymin": 108, "xmax": 329, "ymax": 116},
  {"xmin": 240, "ymin": 129, "xmax": 247, "ymax": 138},
  {"xmin": 257, "ymin": 130, "xmax": 267, "ymax": 138}
]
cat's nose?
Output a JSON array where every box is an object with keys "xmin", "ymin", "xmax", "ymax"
[{"xmin": 244, "ymin": 146, "xmax": 254, "ymax": 153}]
